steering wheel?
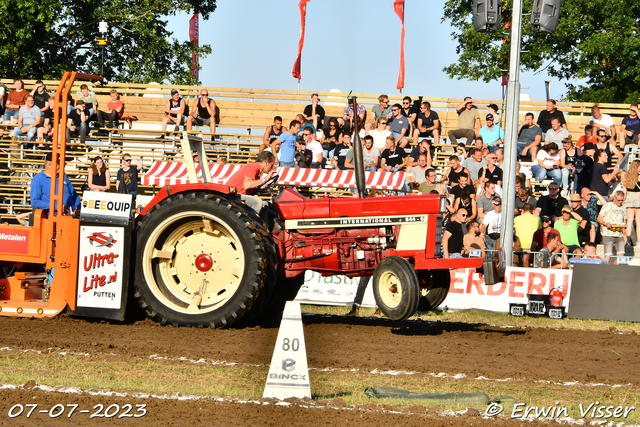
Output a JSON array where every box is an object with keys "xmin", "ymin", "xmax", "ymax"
[{"xmin": 256, "ymin": 174, "xmax": 279, "ymax": 191}]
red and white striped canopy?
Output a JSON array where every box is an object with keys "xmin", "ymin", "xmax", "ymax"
[{"xmin": 142, "ymin": 162, "xmax": 406, "ymax": 190}]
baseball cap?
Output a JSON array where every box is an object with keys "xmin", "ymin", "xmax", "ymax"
[
  {"xmin": 570, "ymin": 194, "xmax": 582, "ymax": 202},
  {"xmin": 311, "ymin": 93, "xmax": 319, "ymax": 97},
  {"xmin": 171, "ymin": 89, "xmax": 179, "ymax": 95},
  {"xmin": 486, "ymin": 113, "xmax": 494, "ymax": 120},
  {"xmin": 487, "ymin": 103, "xmax": 499, "ymax": 112},
  {"xmin": 561, "ymin": 205, "xmax": 572, "ymax": 213},
  {"xmin": 45, "ymin": 152, "xmax": 53, "ymax": 162},
  {"xmin": 541, "ymin": 215, "xmax": 551, "ymax": 222},
  {"xmin": 492, "ymin": 196, "xmax": 502, "ymax": 205},
  {"xmin": 583, "ymin": 142, "xmax": 596, "ymax": 151}
]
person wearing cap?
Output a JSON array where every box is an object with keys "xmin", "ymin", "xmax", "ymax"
[
  {"xmin": 517, "ymin": 112, "xmax": 543, "ymax": 159},
  {"xmin": 418, "ymin": 167, "xmax": 438, "ymax": 195},
  {"xmin": 478, "ymin": 113, "xmax": 505, "ymax": 153},
  {"xmin": 186, "ymin": 89, "xmax": 217, "ymax": 138},
  {"xmin": 448, "ymin": 97, "xmax": 480, "ymax": 145},
  {"xmin": 487, "ymin": 103, "xmax": 501, "ymax": 128},
  {"xmin": 530, "ymin": 215, "xmax": 563, "ymax": 258},
  {"xmin": 620, "ymin": 104, "xmax": 640, "ymax": 148},
  {"xmin": 514, "ymin": 203, "xmax": 541, "ymax": 267},
  {"xmin": 537, "ymin": 99, "xmax": 567, "ymax": 135},
  {"xmin": 158, "ymin": 89, "xmax": 188, "ymax": 139},
  {"xmin": 535, "ymin": 181, "xmax": 568, "ymax": 221},
  {"xmin": 413, "ymin": 101, "xmax": 441, "ymax": 145},
  {"xmin": 30, "ymin": 153, "xmax": 81, "ymax": 215},
  {"xmin": 569, "ymin": 193, "xmax": 592, "ymax": 245},
  {"xmin": 481, "ymin": 196, "xmax": 503, "ymax": 250},
  {"xmin": 554, "ymin": 205, "xmax": 584, "ymax": 254},
  {"xmin": 303, "ymin": 93, "xmax": 325, "ymax": 132}
]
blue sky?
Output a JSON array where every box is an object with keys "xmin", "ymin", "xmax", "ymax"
[{"xmin": 166, "ymin": 0, "xmax": 564, "ymax": 102}]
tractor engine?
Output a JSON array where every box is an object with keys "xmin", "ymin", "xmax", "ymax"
[{"xmin": 281, "ymin": 226, "xmax": 394, "ymax": 276}]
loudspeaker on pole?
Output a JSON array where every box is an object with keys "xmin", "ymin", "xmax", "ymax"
[{"xmin": 262, "ymin": 301, "xmax": 311, "ymax": 400}]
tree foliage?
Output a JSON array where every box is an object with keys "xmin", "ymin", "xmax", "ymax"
[
  {"xmin": 443, "ymin": 0, "xmax": 640, "ymax": 103},
  {"xmin": 0, "ymin": 0, "xmax": 215, "ymax": 85}
]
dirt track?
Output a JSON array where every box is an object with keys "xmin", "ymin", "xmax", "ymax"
[{"xmin": 0, "ymin": 313, "xmax": 638, "ymax": 426}]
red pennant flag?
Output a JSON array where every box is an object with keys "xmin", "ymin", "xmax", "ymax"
[
  {"xmin": 189, "ymin": 12, "xmax": 199, "ymax": 80},
  {"xmin": 394, "ymin": 0, "xmax": 405, "ymax": 90},
  {"xmin": 292, "ymin": 0, "xmax": 310, "ymax": 80}
]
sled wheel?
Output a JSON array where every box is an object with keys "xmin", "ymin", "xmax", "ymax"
[
  {"xmin": 372, "ymin": 256, "xmax": 420, "ymax": 321},
  {"xmin": 134, "ymin": 191, "xmax": 268, "ymax": 328},
  {"xmin": 416, "ymin": 269, "xmax": 451, "ymax": 311}
]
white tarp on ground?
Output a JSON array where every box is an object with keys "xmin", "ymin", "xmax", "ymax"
[{"xmin": 294, "ymin": 267, "xmax": 573, "ymax": 313}]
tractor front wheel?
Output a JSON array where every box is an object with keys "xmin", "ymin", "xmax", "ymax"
[{"xmin": 372, "ymin": 256, "xmax": 420, "ymax": 321}]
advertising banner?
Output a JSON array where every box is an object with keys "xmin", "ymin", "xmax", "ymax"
[
  {"xmin": 76, "ymin": 225, "xmax": 126, "ymax": 309},
  {"xmin": 443, "ymin": 267, "xmax": 572, "ymax": 312}
]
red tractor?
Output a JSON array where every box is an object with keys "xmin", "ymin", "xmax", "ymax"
[{"xmin": 0, "ymin": 72, "xmax": 483, "ymax": 327}]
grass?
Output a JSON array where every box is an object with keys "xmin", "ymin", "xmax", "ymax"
[
  {"xmin": 301, "ymin": 304, "xmax": 640, "ymax": 333},
  {"xmin": 1, "ymin": 349, "xmax": 638, "ymax": 422}
]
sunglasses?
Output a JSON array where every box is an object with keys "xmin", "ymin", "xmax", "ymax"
[
  {"xmin": 201, "ymin": 93, "xmax": 208, "ymax": 96},
  {"xmin": 403, "ymin": 102, "xmax": 410, "ymax": 105},
  {"xmin": 598, "ymin": 135, "xmax": 606, "ymax": 138},
  {"xmin": 460, "ymin": 214, "xmax": 468, "ymax": 218},
  {"xmin": 380, "ymin": 121, "xmax": 387, "ymax": 125},
  {"xmin": 549, "ymin": 187, "xmax": 559, "ymax": 190},
  {"xmin": 124, "ymin": 159, "xmax": 131, "ymax": 162},
  {"xmin": 392, "ymin": 109, "xmax": 399, "ymax": 112}
]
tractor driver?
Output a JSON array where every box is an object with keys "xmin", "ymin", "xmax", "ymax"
[
  {"xmin": 226, "ymin": 151, "xmax": 276, "ymax": 221},
  {"xmin": 30, "ymin": 152, "xmax": 81, "ymax": 216}
]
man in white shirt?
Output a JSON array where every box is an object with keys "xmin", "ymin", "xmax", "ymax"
[
  {"xmin": 589, "ymin": 105, "xmax": 616, "ymax": 145},
  {"xmin": 302, "ymin": 128, "xmax": 323, "ymax": 168}
]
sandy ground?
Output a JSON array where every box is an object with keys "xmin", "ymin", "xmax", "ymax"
[{"xmin": 0, "ymin": 313, "xmax": 638, "ymax": 426}]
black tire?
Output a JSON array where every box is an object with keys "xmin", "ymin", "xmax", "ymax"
[
  {"xmin": 372, "ymin": 256, "xmax": 420, "ymax": 321},
  {"xmin": 133, "ymin": 191, "xmax": 269, "ymax": 328},
  {"xmin": 416, "ymin": 269, "xmax": 451, "ymax": 311}
]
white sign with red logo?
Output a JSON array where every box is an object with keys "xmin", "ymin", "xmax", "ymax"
[
  {"xmin": 443, "ymin": 267, "xmax": 573, "ymax": 312},
  {"xmin": 77, "ymin": 226, "xmax": 125, "ymax": 309}
]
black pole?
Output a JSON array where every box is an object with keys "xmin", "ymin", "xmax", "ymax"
[{"xmin": 350, "ymin": 95, "xmax": 366, "ymax": 198}]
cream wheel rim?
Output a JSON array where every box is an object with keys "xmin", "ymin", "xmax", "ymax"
[
  {"xmin": 142, "ymin": 211, "xmax": 246, "ymax": 314},
  {"xmin": 377, "ymin": 271, "xmax": 403, "ymax": 309}
]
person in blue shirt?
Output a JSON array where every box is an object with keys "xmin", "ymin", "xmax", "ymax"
[
  {"xmin": 276, "ymin": 120, "xmax": 301, "ymax": 167},
  {"xmin": 478, "ymin": 114, "xmax": 505, "ymax": 153},
  {"xmin": 31, "ymin": 153, "xmax": 81, "ymax": 215}
]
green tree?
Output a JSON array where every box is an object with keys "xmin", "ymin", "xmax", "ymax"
[
  {"xmin": 0, "ymin": 0, "xmax": 215, "ymax": 85},
  {"xmin": 443, "ymin": 0, "xmax": 640, "ymax": 103}
]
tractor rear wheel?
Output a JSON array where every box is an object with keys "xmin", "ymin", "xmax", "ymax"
[
  {"xmin": 372, "ymin": 256, "xmax": 420, "ymax": 321},
  {"xmin": 134, "ymin": 192, "xmax": 269, "ymax": 328},
  {"xmin": 416, "ymin": 269, "xmax": 451, "ymax": 311}
]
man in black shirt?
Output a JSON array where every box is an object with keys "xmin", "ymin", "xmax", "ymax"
[
  {"xmin": 303, "ymin": 93, "xmax": 325, "ymax": 131},
  {"xmin": 380, "ymin": 135, "xmax": 408, "ymax": 172},
  {"xmin": 569, "ymin": 193, "xmax": 592, "ymax": 245},
  {"xmin": 446, "ymin": 155, "xmax": 468, "ymax": 187},
  {"xmin": 575, "ymin": 142, "xmax": 596, "ymax": 194},
  {"xmin": 480, "ymin": 152, "xmax": 503, "ymax": 187},
  {"xmin": 443, "ymin": 208, "xmax": 467, "ymax": 258},
  {"xmin": 66, "ymin": 100, "xmax": 89, "ymax": 143},
  {"xmin": 331, "ymin": 133, "xmax": 352, "ymax": 170},
  {"xmin": 450, "ymin": 172, "xmax": 472, "ymax": 201},
  {"xmin": 535, "ymin": 183, "xmax": 568, "ymax": 222},
  {"xmin": 537, "ymin": 99, "xmax": 567, "ymax": 134}
]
